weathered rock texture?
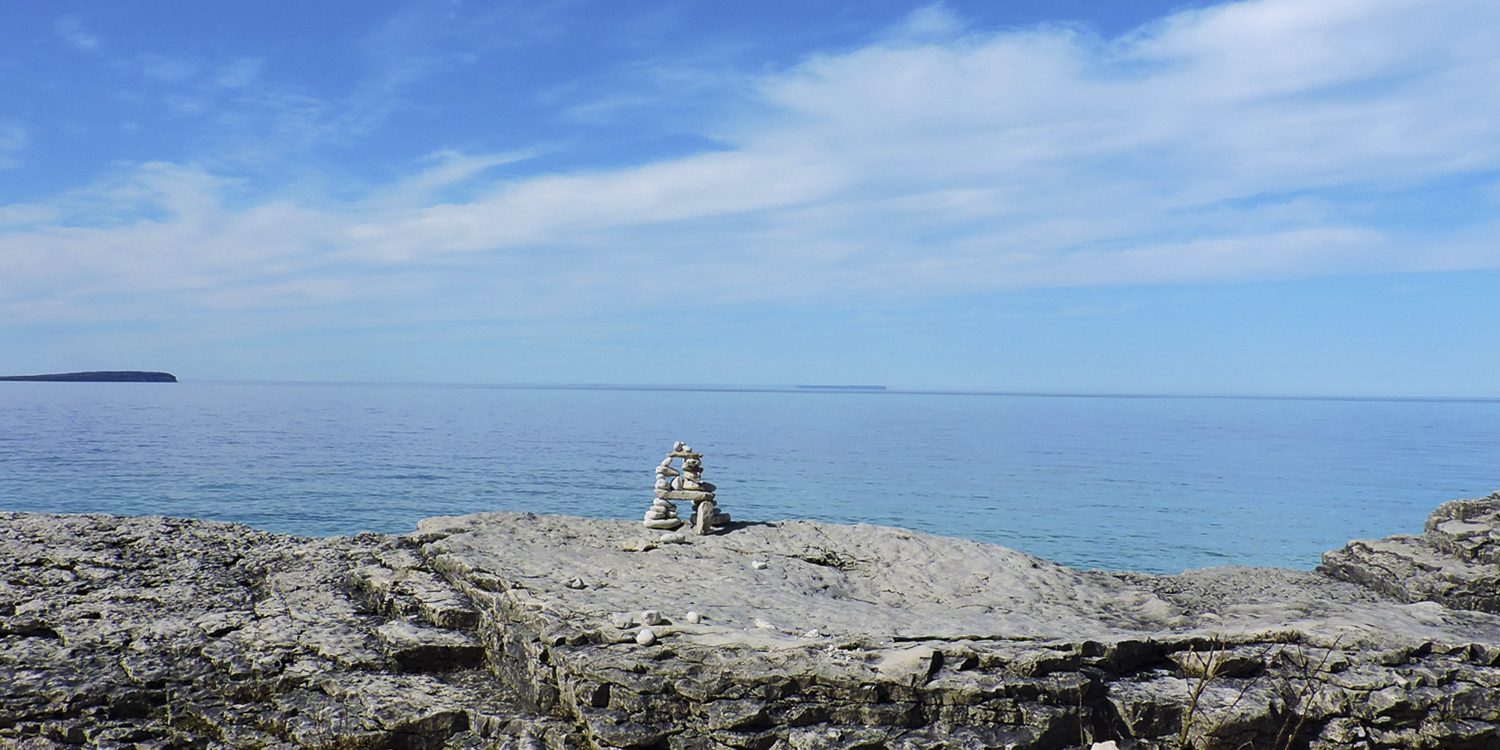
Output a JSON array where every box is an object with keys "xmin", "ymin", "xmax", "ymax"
[
  {"xmin": 1320, "ymin": 491, "xmax": 1500, "ymax": 614},
  {"xmin": 3, "ymin": 494, "xmax": 1499, "ymax": 749}
]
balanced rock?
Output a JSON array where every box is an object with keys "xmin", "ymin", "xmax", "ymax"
[
  {"xmin": 643, "ymin": 490, "xmax": 684, "ymax": 530},
  {"xmin": 643, "ymin": 441, "xmax": 729, "ymax": 535}
]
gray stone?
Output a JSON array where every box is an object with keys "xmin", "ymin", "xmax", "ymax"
[
  {"xmin": 655, "ymin": 489, "xmax": 715, "ymax": 502},
  {"xmin": 5, "ymin": 494, "xmax": 1500, "ymax": 749},
  {"xmin": 375, "ymin": 618, "xmax": 485, "ymax": 672},
  {"xmin": 1321, "ymin": 492, "xmax": 1500, "ymax": 612},
  {"xmin": 0, "ymin": 512, "xmax": 577, "ymax": 749},
  {"xmin": 646, "ymin": 442, "xmax": 723, "ymax": 534}
]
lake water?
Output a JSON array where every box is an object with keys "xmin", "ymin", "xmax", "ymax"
[{"xmin": 1, "ymin": 381, "xmax": 1496, "ymax": 573}]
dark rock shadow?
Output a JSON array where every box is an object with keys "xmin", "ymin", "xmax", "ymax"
[{"xmin": 713, "ymin": 520, "xmax": 777, "ymax": 534}]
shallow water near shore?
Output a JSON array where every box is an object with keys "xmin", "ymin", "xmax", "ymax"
[{"xmin": 1, "ymin": 380, "xmax": 1496, "ymax": 573}]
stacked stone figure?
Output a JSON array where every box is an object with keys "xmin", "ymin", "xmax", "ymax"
[
  {"xmin": 642, "ymin": 477, "xmax": 684, "ymax": 530},
  {"xmin": 645, "ymin": 441, "xmax": 730, "ymax": 535}
]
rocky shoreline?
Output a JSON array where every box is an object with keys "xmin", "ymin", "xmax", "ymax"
[{"xmin": 2, "ymin": 494, "xmax": 1497, "ymax": 749}]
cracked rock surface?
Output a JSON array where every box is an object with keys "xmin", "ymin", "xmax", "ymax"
[
  {"xmin": 1320, "ymin": 491, "xmax": 1500, "ymax": 614},
  {"xmin": 4, "ymin": 493, "xmax": 1500, "ymax": 749},
  {"xmin": 0, "ymin": 513, "xmax": 575, "ymax": 750}
]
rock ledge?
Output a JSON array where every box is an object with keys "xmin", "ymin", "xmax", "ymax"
[{"xmin": 3, "ymin": 494, "xmax": 1499, "ymax": 749}]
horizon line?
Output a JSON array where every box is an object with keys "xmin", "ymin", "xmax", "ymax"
[{"xmin": 177, "ymin": 378, "xmax": 1500, "ymax": 404}]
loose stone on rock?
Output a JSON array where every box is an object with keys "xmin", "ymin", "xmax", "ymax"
[
  {"xmin": 751, "ymin": 560, "xmax": 769, "ymax": 570},
  {"xmin": 635, "ymin": 627, "xmax": 657, "ymax": 646},
  {"xmin": 684, "ymin": 610, "xmax": 702, "ymax": 624},
  {"xmin": 640, "ymin": 610, "xmax": 663, "ymax": 626}
]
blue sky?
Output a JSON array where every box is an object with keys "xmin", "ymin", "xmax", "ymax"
[{"xmin": 3, "ymin": 0, "xmax": 1499, "ymax": 396}]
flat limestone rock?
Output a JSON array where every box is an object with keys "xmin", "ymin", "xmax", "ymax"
[
  {"xmin": 0, "ymin": 512, "xmax": 576, "ymax": 749},
  {"xmin": 411, "ymin": 502, "xmax": 1500, "ymax": 749},
  {"xmin": 654, "ymin": 489, "xmax": 715, "ymax": 502},
  {"xmin": 5, "ymin": 494, "xmax": 1500, "ymax": 750},
  {"xmin": 375, "ymin": 618, "xmax": 485, "ymax": 672}
]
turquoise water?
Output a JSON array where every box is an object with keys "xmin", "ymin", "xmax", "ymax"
[{"xmin": 1, "ymin": 381, "xmax": 1496, "ymax": 573}]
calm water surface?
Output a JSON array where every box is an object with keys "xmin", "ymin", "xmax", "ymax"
[{"xmin": 1, "ymin": 381, "xmax": 1496, "ymax": 573}]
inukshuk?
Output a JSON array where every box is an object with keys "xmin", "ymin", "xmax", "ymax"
[{"xmin": 644, "ymin": 441, "xmax": 730, "ymax": 534}]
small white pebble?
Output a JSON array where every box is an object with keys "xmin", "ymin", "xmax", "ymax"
[
  {"xmin": 750, "ymin": 560, "xmax": 769, "ymax": 570},
  {"xmin": 610, "ymin": 612, "xmax": 633, "ymax": 629},
  {"xmin": 565, "ymin": 576, "xmax": 585, "ymax": 589},
  {"xmin": 659, "ymin": 532, "xmax": 687, "ymax": 544},
  {"xmin": 803, "ymin": 629, "xmax": 821, "ymax": 638},
  {"xmin": 753, "ymin": 618, "xmax": 776, "ymax": 630},
  {"xmin": 684, "ymin": 610, "xmax": 701, "ymax": 624},
  {"xmin": 636, "ymin": 627, "xmax": 656, "ymax": 646},
  {"xmin": 640, "ymin": 609, "xmax": 663, "ymax": 626}
]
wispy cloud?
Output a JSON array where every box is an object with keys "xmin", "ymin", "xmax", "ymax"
[
  {"xmin": 5, "ymin": 0, "xmax": 1499, "ymax": 328},
  {"xmin": 0, "ymin": 123, "xmax": 25, "ymax": 169},
  {"xmin": 136, "ymin": 53, "xmax": 199, "ymax": 83},
  {"xmin": 213, "ymin": 58, "xmax": 264, "ymax": 89},
  {"xmin": 54, "ymin": 16, "xmax": 101, "ymax": 52},
  {"xmin": 882, "ymin": 4, "xmax": 967, "ymax": 43},
  {"xmin": 366, "ymin": 149, "xmax": 541, "ymax": 208}
]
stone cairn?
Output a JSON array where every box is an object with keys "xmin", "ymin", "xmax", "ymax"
[{"xmin": 644, "ymin": 441, "xmax": 730, "ymax": 535}]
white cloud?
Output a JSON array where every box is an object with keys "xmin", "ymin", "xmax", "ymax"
[
  {"xmin": 55, "ymin": 16, "xmax": 100, "ymax": 51},
  {"xmin": 137, "ymin": 53, "xmax": 200, "ymax": 83},
  {"xmin": 0, "ymin": 123, "xmax": 25, "ymax": 169},
  {"xmin": 5, "ymin": 0, "xmax": 1500, "ymax": 326},
  {"xmin": 214, "ymin": 58, "xmax": 265, "ymax": 89},
  {"xmin": 0, "ymin": 203, "xmax": 58, "ymax": 227},
  {"xmin": 884, "ymin": 4, "xmax": 967, "ymax": 43},
  {"xmin": 367, "ymin": 149, "xmax": 540, "ymax": 208}
]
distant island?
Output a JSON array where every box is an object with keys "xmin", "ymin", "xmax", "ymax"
[
  {"xmin": 793, "ymin": 384, "xmax": 887, "ymax": 391},
  {"xmin": 0, "ymin": 371, "xmax": 177, "ymax": 383}
]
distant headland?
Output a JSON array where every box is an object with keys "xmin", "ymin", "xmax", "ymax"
[{"xmin": 0, "ymin": 371, "xmax": 177, "ymax": 383}]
